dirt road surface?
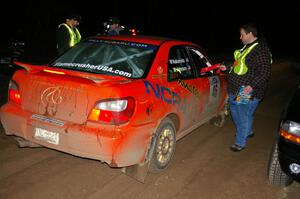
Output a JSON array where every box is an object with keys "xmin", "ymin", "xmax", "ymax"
[{"xmin": 1, "ymin": 61, "xmax": 300, "ymax": 199}]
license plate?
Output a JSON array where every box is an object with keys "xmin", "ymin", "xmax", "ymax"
[{"xmin": 34, "ymin": 128, "xmax": 59, "ymax": 145}]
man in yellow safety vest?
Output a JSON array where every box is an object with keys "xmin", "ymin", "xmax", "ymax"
[
  {"xmin": 220, "ymin": 23, "xmax": 272, "ymax": 152},
  {"xmin": 56, "ymin": 13, "xmax": 82, "ymax": 55}
]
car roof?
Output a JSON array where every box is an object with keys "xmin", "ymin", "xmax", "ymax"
[{"xmin": 93, "ymin": 34, "xmax": 194, "ymax": 46}]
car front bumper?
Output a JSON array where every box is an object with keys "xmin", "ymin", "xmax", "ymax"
[{"xmin": 278, "ymin": 138, "xmax": 300, "ymax": 182}]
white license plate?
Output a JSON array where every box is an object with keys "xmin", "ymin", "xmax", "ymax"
[{"xmin": 34, "ymin": 128, "xmax": 59, "ymax": 145}]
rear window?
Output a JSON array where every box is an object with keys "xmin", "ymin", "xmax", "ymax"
[{"xmin": 51, "ymin": 39, "xmax": 158, "ymax": 78}]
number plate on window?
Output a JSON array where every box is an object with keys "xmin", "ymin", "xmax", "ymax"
[{"xmin": 34, "ymin": 128, "xmax": 59, "ymax": 145}]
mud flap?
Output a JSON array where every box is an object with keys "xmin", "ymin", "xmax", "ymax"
[
  {"xmin": 121, "ymin": 161, "xmax": 150, "ymax": 183},
  {"xmin": 15, "ymin": 137, "xmax": 42, "ymax": 148},
  {"xmin": 121, "ymin": 133, "xmax": 157, "ymax": 183}
]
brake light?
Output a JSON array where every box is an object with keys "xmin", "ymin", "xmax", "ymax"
[
  {"xmin": 8, "ymin": 80, "xmax": 21, "ymax": 104},
  {"xmin": 88, "ymin": 97, "xmax": 135, "ymax": 125},
  {"xmin": 43, "ymin": 69, "xmax": 65, "ymax": 75}
]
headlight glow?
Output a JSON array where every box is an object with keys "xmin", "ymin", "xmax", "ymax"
[
  {"xmin": 289, "ymin": 122, "xmax": 300, "ymax": 135},
  {"xmin": 282, "ymin": 121, "xmax": 300, "ymax": 136},
  {"xmin": 280, "ymin": 121, "xmax": 300, "ymax": 144}
]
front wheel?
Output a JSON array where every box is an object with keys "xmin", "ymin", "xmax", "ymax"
[
  {"xmin": 149, "ymin": 118, "xmax": 176, "ymax": 172},
  {"xmin": 267, "ymin": 141, "xmax": 293, "ymax": 186}
]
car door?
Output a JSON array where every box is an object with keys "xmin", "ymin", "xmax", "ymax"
[
  {"xmin": 187, "ymin": 47, "xmax": 222, "ymax": 123},
  {"xmin": 167, "ymin": 45, "xmax": 204, "ymax": 132}
]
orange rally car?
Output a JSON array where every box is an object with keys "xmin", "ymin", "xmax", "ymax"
[{"xmin": 0, "ymin": 35, "xmax": 227, "ymax": 172}]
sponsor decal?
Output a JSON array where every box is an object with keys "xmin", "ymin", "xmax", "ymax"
[
  {"xmin": 169, "ymin": 58, "xmax": 186, "ymax": 64},
  {"xmin": 172, "ymin": 67, "xmax": 188, "ymax": 74},
  {"xmin": 143, "ymin": 80, "xmax": 180, "ymax": 105},
  {"xmin": 208, "ymin": 76, "xmax": 220, "ymax": 99},
  {"xmin": 87, "ymin": 39, "xmax": 157, "ymax": 50},
  {"xmin": 152, "ymin": 66, "xmax": 166, "ymax": 80},
  {"xmin": 41, "ymin": 87, "xmax": 63, "ymax": 106},
  {"xmin": 143, "ymin": 80, "xmax": 195, "ymax": 114},
  {"xmin": 157, "ymin": 66, "xmax": 163, "ymax": 74},
  {"xmin": 40, "ymin": 86, "xmax": 63, "ymax": 116},
  {"xmin": 53, "ymin": 62, "xmax": 132, "ymax": 78},
  {"xmin": 177, "ymin": 79, "xmax": 200, "ymax": 99}
]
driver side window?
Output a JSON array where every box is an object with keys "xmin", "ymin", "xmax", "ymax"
[{"xmin": 188, "ymin": 48, "xmax": 213, "ymax": 77}]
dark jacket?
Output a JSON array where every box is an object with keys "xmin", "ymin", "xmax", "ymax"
[
  {"xmin": 56, "ymin": 24, "xmax": 71, "ymax": 55},
  {"xmin": 56, "ymin": 23, "xmax": 81, "ymax": 55},
  {"xmin": 227, "ymin": 37, "xmax": 272, "ymax": 99}
]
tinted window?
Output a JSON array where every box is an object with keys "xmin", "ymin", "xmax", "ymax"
[
  {"xmin": 51, "ymin": 39, "xmax": 158, "ymax": 78},
  {"xmin": 168, "ymin": 46, "xmax": 194, "ymax": 81},
  {"xmin": 188, "ymin": 48, "xmax": 212, "ymax": 77}
]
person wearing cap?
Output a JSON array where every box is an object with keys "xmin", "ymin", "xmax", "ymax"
[
  {"xmin": 56, "ymin": 14, "xmax": 82, "ymax": 55},
  {"xmin": 107, "ymin": 17, "xmax": 123, "ymax": 36}
]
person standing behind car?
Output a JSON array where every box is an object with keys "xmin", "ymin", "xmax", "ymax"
[
  {"xmin": 56, "ymin": 13, "xmax": 82, "ymax": 55},
  {"xmin": 107, "ymin": 17, "xmax": 124, "ymax": 35},
  {"xmin": 219, "ymin": 23, "xmax": 272, "ymax": 152}
]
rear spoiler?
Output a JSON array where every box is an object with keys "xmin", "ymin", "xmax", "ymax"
[
  {"xmin": 13, "ymin": 61, "xmax": 125, "ymax": 83},
  {"xmin": 14, "ymin": 61, "xmax": 41, "ymax": 72}
]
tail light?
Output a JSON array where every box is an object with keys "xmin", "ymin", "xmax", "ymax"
[
  {"xmin": 88, "ymin": 97, "xmax": 135, "ymax": 125},
  {"xmin": 8, "ymin": 80, "xmax": 21, "ymax": 104}
]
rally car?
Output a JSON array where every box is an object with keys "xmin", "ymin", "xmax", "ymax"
[
  {"xmin": 0, "ymin": 35, "xmax": 227, "ymax": 180},
  {"xmin": 268, "ymin": 84, "xmax": 300, "ymax": 186}
]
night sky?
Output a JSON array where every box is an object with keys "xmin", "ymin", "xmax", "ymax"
[{"xmin": 1, "ymin": 0, "xmax": 298, "ymax": 62}]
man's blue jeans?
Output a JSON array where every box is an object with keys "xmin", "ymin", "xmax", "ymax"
[{"xmin": 228, "ymin": 94, "xmax": 260, "ymax": 147}]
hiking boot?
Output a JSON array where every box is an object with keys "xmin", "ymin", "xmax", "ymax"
[{"xmin": 230, "ymin": 144, "xmax": 245, "ymax": 152}]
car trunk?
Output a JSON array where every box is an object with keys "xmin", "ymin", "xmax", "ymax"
[{"xmin": 18, "ymin": 71, "xmax": 113, "ymax": 124}]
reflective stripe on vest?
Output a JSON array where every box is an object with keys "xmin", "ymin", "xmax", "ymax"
[
  {"xmin": 59, "ymin": 23, "xmax": 81, "ymax": 47},
  {"xmin": 233, "ymin": 42, "xmax": 258, "ymax": 75}
]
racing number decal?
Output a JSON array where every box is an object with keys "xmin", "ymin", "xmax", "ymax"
[{"xmin": 208, "ymin": 76, "xmax": 220, "ymax": 103}]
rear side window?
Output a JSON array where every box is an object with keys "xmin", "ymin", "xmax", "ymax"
[
  {"xmin": 168, "ymin": 46, "xmax": 194, "ymax": 81},
  {"xmin": 51, "ymin": 39, "xmax": 158, "ymax": 78}
]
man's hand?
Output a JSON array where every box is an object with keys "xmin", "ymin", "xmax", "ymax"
[{"xmin": 219, "ymin": 65, "xmax": 227, "ymax": 71}]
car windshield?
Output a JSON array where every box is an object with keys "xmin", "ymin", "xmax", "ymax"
[{"xmin": 50, "ymin": 39, "xmax": 158, "ymax": 78}]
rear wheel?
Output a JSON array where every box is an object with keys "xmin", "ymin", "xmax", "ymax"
[
  {"xmin": 267, "ymin": 141, "xmax": 293, "ymax": 186},
  {"xmin": 149, "ymin": 118, "xmax": 176, "ymax": 172}
]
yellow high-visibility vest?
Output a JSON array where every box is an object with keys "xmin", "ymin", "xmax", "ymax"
[
  {"xmin": 233, "ymin": 42, "xmax": 258, "ymax": 75},
  {"xmin": 59, "ymin": 23, "xmax": 81, "ymax": 47}
]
